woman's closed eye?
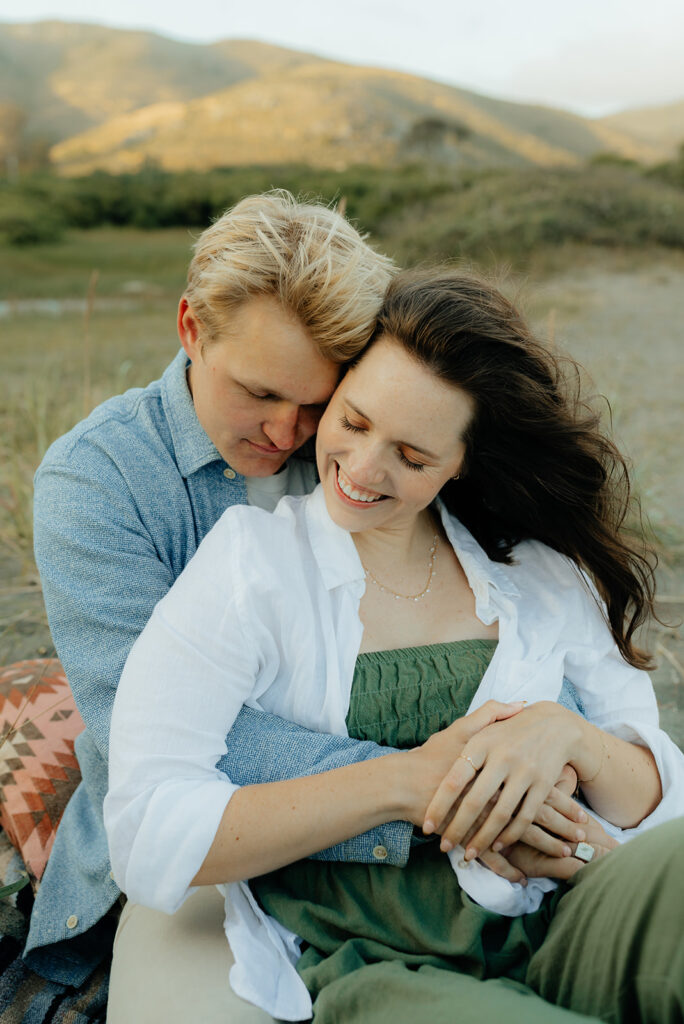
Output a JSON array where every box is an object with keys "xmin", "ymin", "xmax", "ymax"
[
  {"xmin": 340, "ymin": 415, "xmax": 426, "ymax": 472},
  {"xmin": 340, "ymin": 414, "xmax": 365, "ymax": 433},
  {"xmin": 398, "ymin": 452, "xmax": 426, "ymax": 472}
]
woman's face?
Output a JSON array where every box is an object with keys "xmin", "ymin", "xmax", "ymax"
[{"xmin": 316, "ymin": 335, "xmax": 474, "ymax": 534}]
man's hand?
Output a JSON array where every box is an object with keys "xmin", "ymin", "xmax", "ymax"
[
  {"xmin": 492, "ymin": 799, "xmax": 619, "ymax": 881},
  {"xmin": 505, "ymin": 811, "xmax": 619, "ymax": 879},
  {"xmin": 456, "ymin": 767, "xmax": 590, "ymax": 885}
]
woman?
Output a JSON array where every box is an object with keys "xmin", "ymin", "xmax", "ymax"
[{"xmin": 105, "ymin": 270, "xmax": 684, "ymax": 1023}]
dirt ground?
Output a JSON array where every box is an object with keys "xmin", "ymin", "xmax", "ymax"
[
  {"xmin": 527, "ymin": 254, "xmax": 684, "ymax": 749},
  {"xmin": 2, "ymin": 251, "xmax": 683, "ymax": 747}
]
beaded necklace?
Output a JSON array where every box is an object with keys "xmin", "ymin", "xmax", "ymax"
[{"xmin": 362, "ymin": 533, "xmax": 439, "ymax": 602}]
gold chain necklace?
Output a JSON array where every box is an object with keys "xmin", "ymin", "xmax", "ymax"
[{"xmin": 362, "ymin": 533, "xmax": 439, "ymax": 602}]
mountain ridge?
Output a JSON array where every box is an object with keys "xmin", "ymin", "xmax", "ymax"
[{"xmin": 1, "ymin": 20, "xmax": 680, "ymax": 175}]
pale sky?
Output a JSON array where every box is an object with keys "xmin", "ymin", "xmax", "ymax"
[{"xmin": 2, "ymin": 0, "xmax": 684, "ymax": 116}]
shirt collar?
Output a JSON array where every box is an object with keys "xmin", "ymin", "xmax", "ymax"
[
  {"xmin": 161, "ymin": 349, "xmax": 226, "ymax": 479},
  {"xmin": 302, "ymin": 485, "xmax": 520, "ymax": 602},
  {"xmin": 304, "ymin": 486, "xmax": 366, "ymax": 590},
  {"xmin": 434, "ymin": 498, "xmax": 520, "ymax": 603}
]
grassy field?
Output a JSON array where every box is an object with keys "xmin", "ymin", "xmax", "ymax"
[
  {"xmin": 1, "ymin": 228, "xmax": 683, "ymax": 743},
  {"xmin": 1, "ymin": 227, "xmax": 194, "ymax": 299},
  {"xmin": 2, "ymin": 230, "xmax": 193, "ymax": 570}
]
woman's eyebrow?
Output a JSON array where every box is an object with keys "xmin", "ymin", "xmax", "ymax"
[
  {"xmin": 345, "ymin": 399, "xmax": 438, "ymax": 459},
  {"xmin": 345, "ymin": 399, "xmax": 370, "ymax": 420}
]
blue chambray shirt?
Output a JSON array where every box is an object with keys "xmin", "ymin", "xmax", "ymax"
[{"xmin": 29, "ymin": 348, "xmax": 583, "ymax": 985}]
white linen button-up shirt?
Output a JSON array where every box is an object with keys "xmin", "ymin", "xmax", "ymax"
[{"xmin": 105, "ymin": 485, "xmax": 684, "ymax": 1021}]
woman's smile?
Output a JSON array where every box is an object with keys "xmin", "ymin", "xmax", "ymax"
[{"xmin": 335, "ymin": 464, "xmax": 388, "ymax": 505}]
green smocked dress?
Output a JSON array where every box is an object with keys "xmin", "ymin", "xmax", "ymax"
[{"xmin": 251, "ymin": 640, "xmax": 605, "ymax": 1023}]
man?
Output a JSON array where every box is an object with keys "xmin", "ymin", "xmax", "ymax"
[{"xmin": 30, "ymin": 191, "xmax": 409, "ymax": 1019}]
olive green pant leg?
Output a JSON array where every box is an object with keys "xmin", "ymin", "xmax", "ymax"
[
  {"xmin": 311, "ymin": 960, "xmax": 601, "ymax": 1024},
  {"xmin": 527, "ymin": 816, "xmax": 684, "ymax": 1024}
]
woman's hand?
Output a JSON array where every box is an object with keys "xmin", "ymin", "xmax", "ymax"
[
  {"xmin": 423, "ymin": 701, "xmax": 584, "ymax": 858},
  {"xmin": 402, "ymin": 700, "xmax": 526, "ymax": 826}
]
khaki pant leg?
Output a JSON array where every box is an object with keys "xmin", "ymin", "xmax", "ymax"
[
  {"xmin": 107, "ymin": 885, "xmax": 276, "ymax": 1024},
  {"xmin": 527, "ymin": 816, "xmax": 684, "ymax": 1023},
  {"xmin": 313, "ymin": 961, "xmax": 600, "ymax": 1024}
]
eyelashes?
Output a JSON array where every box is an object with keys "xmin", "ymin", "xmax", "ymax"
[
  {"xmin": 339, "ymin": 415, "xmax": 364, "ymax": 433},
  {"xmin": 339, "ymin": 416, "xmax": 425, "ymax": 472},
  {"xmin": 398, "ymin": 452, "xmax": 425, "ymax": 472}
]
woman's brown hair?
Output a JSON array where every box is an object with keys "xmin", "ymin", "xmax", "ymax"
[{"xmin": 372, "ymin": 268, "xmax": 656, "ymax": 669}]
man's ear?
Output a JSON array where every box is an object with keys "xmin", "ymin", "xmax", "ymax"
[{"xmin": 177, "ymin": 297, "xmax": 203, "ymax": 361}]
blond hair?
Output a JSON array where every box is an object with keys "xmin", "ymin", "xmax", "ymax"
[{"xmin": 184, "ymin": 190, "xmax": 395, "ymax": 362}]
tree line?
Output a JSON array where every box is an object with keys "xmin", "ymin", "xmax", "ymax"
[{"xmin": 1, "ymin": 152, "xmax": 683, "ymax": 260}]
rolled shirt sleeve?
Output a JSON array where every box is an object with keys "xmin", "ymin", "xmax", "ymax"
[
  {"xmin": 561, "ymin": 570, "xmax": 684, "ymax": 836},
  {"xmin": 105, "ymin": 514, "xmax": 259, "ymax": 913}
]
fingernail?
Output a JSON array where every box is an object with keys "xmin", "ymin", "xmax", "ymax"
[
  {"xmin": 440, "ymin": 839, "xmax": 453, "ymax": 852},
  {"xmin": 520, "ymin": 877, "xmax": 528, "ymax": 887},
  {"xmin": 423, "ymin": 820, "xmax": 434, "ymax": 835},
  {"xmin": 562, "ymin": 845, "xmax": 572, "ymax": 857},
  {"xmin": 577, "ymin": 810, "xmax": 587, "ymax": 822},
  {"xmin": 492, "ymin": 842, "xmax": 503, "ymax": 852},
  {"xmin": 576, "ymin": 829, "xmax": 586, "ymax": 841},
  {"xmin": 465, "ymin": 846, "xmax": 478, "ymax": 861}
]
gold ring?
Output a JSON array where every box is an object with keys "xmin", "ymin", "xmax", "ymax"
[{"xmin": 458, "ymin": 754, "xmax": 478, "ymax": 772}]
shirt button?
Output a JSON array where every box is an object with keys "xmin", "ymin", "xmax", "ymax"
[
  {"xmin": 458, "ymin": 858, "xmax": 472, "ymax": 869},
  {"xmin": 372, "ymin": 845, "xmax": 388, "ymax": 861},
  {"xmin": 223, "ymin": 467, "xmax": 236, "ymax": 480},
  {"xmin": 109, "ymin": 871, "xmax": 115, "ymax": 881},
  {"xmin": 66, "ymin": 914, "xmax": 79, "ymax": 929}
]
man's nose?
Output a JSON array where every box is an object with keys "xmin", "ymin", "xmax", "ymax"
[{"xmin": 263, "ymin": 404, "xmax": 299, "ymax": 450}]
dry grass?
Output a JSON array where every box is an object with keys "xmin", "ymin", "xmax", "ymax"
[
  {"xmin": 1, "ymin": 280, "xmax": 179, "ymax": 662},
  {"xmin": 1, "ymin": 300, "xmax": 179, "ymax": 575}
]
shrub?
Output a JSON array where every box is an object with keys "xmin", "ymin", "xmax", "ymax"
[
  {"xmin": 647, "ymin": 143, "xmax": 684, "ymax": 190},
  {"xmin": 2, "ymin": 160, "xmax": 684, "ymax": 259},
  {"xmin": 0, "ymin": 193, "xmax": 64, "ymax": 245}
]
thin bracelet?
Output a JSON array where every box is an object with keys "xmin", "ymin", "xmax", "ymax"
[{"xmin": 580, "ymin": 731, "xmax": 606, "ymax": 785}]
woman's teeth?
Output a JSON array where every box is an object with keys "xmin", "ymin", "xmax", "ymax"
[{"xmin": 337, "ymin": 467, "xmax": 383, "ymax": 503}]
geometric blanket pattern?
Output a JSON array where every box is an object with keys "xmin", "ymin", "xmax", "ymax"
[{"xmin": 0, "ymin": 659, "xmax": 84, "ymax": 881}]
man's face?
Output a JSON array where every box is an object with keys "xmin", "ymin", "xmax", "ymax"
[{"xmin": 178, "ymin": 294, "xmax": 341, "ymax": 477}]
